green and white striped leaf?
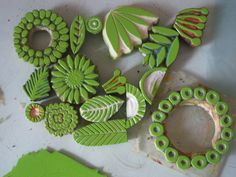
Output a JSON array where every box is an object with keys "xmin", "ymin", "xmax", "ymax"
[
  {"xmin": 70, "ymin": 16, "xmax": 86, "ymax": 54},
  {"xmin": 80, "ymin": 95, "xmax": 124, "ymax": 122},
  {"xmin": 73, "ymin": 119, "xmax": 128, "ymax": 146},
  {"xmin": 23, "ymin": 67, "xmax": 50, "ymax": 101},
  {"xmin": 103, "ymin": 6, "xmax": 159, "ymax": 59}
]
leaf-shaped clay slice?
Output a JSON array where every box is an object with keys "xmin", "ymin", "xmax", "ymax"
[
  {"xmin": 139, "ymin": 67, "xmax": 167, "ymax": 105},
  {"xmin": 126, "ymin": 83, "xmax": 146, "ymax": 128},
  {"xmin": 73, "ymin": 119, "xmax": 128, "ymax": 146},
  {"xmin": 103, "ymin": 6, "xmax": 159, "ymax": 59},
  {"xmin": 80, "ymin": 95, "xmax": 124, "ymax": 122}
]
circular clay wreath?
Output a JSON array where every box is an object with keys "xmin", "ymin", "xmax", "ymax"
[
  {"xmin": 13, "ymin": 9, "xmax": 69, "ymax": 67},
  {"xmin": 149, "ymin": 86, "xmax": 234, "ymax": 170}
]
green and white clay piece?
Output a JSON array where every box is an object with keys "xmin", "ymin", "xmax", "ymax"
[
  {"xmin": 70, "ymin": 16, "xmax": 86, "ymax": 55},
  {"xmin": 139, "ymin": 67, "xmax": 167, "ymax": 104},
  {"xmin": 51, "ymin": 55, "xmax": 99, "ymax": 104},
  {"xmin": 13, "ymin": 9, "xmax": 69, "ymax": 66},
  {"xmin": 45, "ymin": 103, "xmax": 78, "ymax": 136},
  {"xmin": 73, "ymin": 119, "xmax": 127, "ymax": 146},
  {"xmin": 25, "ymin": 103, "xmax": 45, "ymax": 122},
  {"xmin": 103, "ymin": 6, "xmax": 159, "ymax": 59},
  {"xmin": 86, "ymin": 16, "xmax": 103, "ymax": 34},
  {"xmin": 102, "ymin": 69, "xmax": 127, "ymax": 95},
  {"xmin": 23, "ymin": 67, "xmax": 51, "ymax": 101},
  {"xmin": 139, "ymin": 26, "xmax": 179, "ymax": 68},
  {"xmin": 173, "ymin": 7, "xmax": 209, "ymax": 47},
  {"xmin": 125, "ymin": 83, "xmax": 146, "ymax": 128},
  {"xmin": 80, "ymin": 95, "xmax": 124, "ymax": 122}
]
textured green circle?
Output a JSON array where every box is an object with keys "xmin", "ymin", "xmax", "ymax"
[
  {"xmin": 149, "ymin": 122, "xmax": 164, "ymax": 137},
  {"xmin": 158, "ymin": 100, "xmax": 173, "ymax": 113},
  {"xmin": 25, "ymin": 103, "xmax": 44, "ymax": 122},
  {"xmin": 152, "ymin": 111, "xmax": 166, "ymax": 123},
  {"xmin": 180, "ymin": 87, "xmax": 193, "ymax": 100},
  {"xmin": 206, "ymin": 90, "xmax": 220, "ymax": 105},
  {"xmin": 191, "ymin": 155, "xmax": 207, "ymax": 169},
  {"xmin": 215, "ymin": 102, "xmax": 229, "ymax": 116},
  {"xmin": 214, "ymin": 139, "xmax": 229, "ymax": 154},
  {"xmin": 220, "ymin": 115, "xmax": 233, "ymax": 128},
  {"xmin": 154, "ymin": 135, "xmax": 169, "ymax": 152},
  {"xmin": 13, "ymin": 9, "xmax": 69, "ymax": 67},
  {"xmin": 86, "ymin": 16, "xmax": 103, "ymax": 34},
  {"xmin": 194, "ymin": 87, "xmax": 206, "ymax": 100},
  {"xmin": 176, "ymin": 155, "xmax": 191, "ymax": 170},
  {"xmin": 206, "ymin": 150, "xmax": 221, "ymax": 164},
  {"xmin": 221, "ymin": 128, "xmax": 234, "ymax": 141},
  {"xmin": 165, "ymin": 147, "xmax": 179, "ymax": 163},
  {"xmin": 168, "ymin": 91, "xmax": 181, "ymax": 105}
]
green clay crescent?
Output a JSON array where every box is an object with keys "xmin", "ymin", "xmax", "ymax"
[
  {"xmin": 25, "ymin": 103, "xmax": 45, "ymax": 122},
  {"xmin": 86, "ymin": 16, "xmax": 103, "ymax": 34},
  {"xmin": 13, "ymin": 9, "xmax": 69, "ymax": 66},
  {"xmin": 125, "ymin": 83, "xmax": 146, "ymax": 128},
  {"xmin": 45, "ymin": 103, "xmax": 78, "ymax": 136},
  {"xmin": 139, "ymin": 67, "xmax": 167, "ymax": 105},
  {"xmin": 51, "ymin": 55, "xmax": 99, "ymax": 104}
]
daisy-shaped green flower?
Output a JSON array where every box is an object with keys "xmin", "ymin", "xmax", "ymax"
[{"xmin": 51, "ymin": 55, "xmax": 99, "ymax": 104}]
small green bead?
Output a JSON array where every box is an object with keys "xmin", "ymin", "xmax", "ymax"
[
  {"xmin": 21, "ymin": 30, "xmax": 28, "ymax": 38},
  {"xmin": 39, "ymin": 58, "xmax": 45, "ymax": 66},
  {"xmin": 23, "ymin": 55, "xmax": 29, "ymax": 61},
  {"xmin": 19, "ymin": 51, "xmax": 25, "ymax": 58},
  {"xmin": 214, "ymin": 139, "xmax": 229, "ymax": 154},
  {"xmin": 220, "ymin": 115, "xmax": 233, "ymax": 128},
  {"xmin": 21, "ymin": 17, "xmax": 27, "ymax": 24},
  {"xmin": 49, "ymin": 23, "xmax": 56, "ymax": 30},
  {"xmin": 39, "ymin": 9, "xmax": 46, "ymax": 19},
  {"xmin": 21, "ymin": 38, "xmax": 27, "ymax": 45},
  {"xmin": 18, "ymin": 22, "xmax": 25, "ymax": 29},
  {"xmin": 14, "ymin": 26, "xmax": 23, "ymax": 33},
  {"xmin": 154, "ymin": 135, "xmax": 169, "ymax": 152},
  {"xmin": 168, "ymin": 91, "xmax": 181, "ymax": 105},
  {"xmin": 22, "ymin": 45, "xmax": 29, "ymax": 52},
  {"xmin": 42, "ymin": 19, "xmax": 50, "ymax": 26},
  {"xmin": 57, "ymin": 22, "xmax": 67, "ymax": 30},
  {"xmin": 49, "ymin": 54, "xmax": 57, "ymax": 63},
  {"xmin": 50, "ymin": 13, "xmax": 57, "ymax": 21},
  {"xmin": 28, "ymin": 57, "xmax": 34, "ymax": 64},
  {"xmin": 52, "ymin": 31, "xmax": 59, "ymax": 40},
  {"xmin": 13, "ymin": 32, "xmax": 21, "ymax": 39},
  {"xmin": 52, "ymin": 50, "xmax": 62, "ymax": 58},
  {"xmin": 33, "ymin": 18, "xmax": 41, "ymax": 26},
  {"xmin": 32, "ymin": 10, "xmax": 39, "ymax": 17},
  {"xmin": 158, "ymin": 100, "xmax": 173, "ymax": 113},
  {"xmin": 35, "ymin": 51, "xmax": 43, "ymax": 57},
  {"xmin": 194, "ymin": 87, "xmax": 206, "ymax": 100},
  {"xmin": 215, "ymin": 102, "xmax": 229, "ymax": 115},
  {"xmin": 45, "ymin": 10, "xmax": 52, "ymax": 18},
  {"xmin": 60, "ymin": 34, "xmax": 69, "ymax": 41},
  {"xmin": 206, "ymin": 90, "xmax": 220, "ymax": 105},
  {"xmin": 51, "ymin": 41, "xmax": 57, "ymax": 48},
  {"xmin": 25, "ymin": 12, "xmax": 34, "ymax": 22},
  {"xmin": 44, "ymin": 56, "xmax": 50, "ymax": 65},
  {"xmin": 44, "ymin": 47, "xmax": 52, "ymax": 55},
  {"xmin": 149, "ymin": 122, "xmax": 164, "ymax": 137},
  {"xmin": 28, "ymin": 49, "xmax": 35, "ymax": 57},
  {"xmin": 33, "ymin": 58, "xmax": 39, "ymax": 66},
  {"xmin": 176, "ymin": 155, "xmax": 191, "ymax": 170},
  {"xmin": 152, "ymin": 111, "xmax": 166, "ymax": 123},
  {"xmin": 165, "ymin": 147, "xmax": 179, "ymax": 163},
  {"xmin": 191, "ymin": 155, "xmax": 207, "ymax": 169},
  {"xmin": 26, "ymin": 23, "xmax": 33, "ymax": 30},
  {"xmin": 180, "ymin": 87, "xmax": 193, "ymax": 100},
  {"xmin": 56, "ymin": 45, "xmax": 67, "ymax": 53},
  {"xmin": 59, "ymin": 27, "xmax": 69, "ymax": 34},
  {"xmin": 221, "ymin": 128, "xmax": 234, "ymax": 141},
  {"xmin": 206, "ymin": 150, "xmax": 221, "ymax": 164},
  {"xmin": 55, "ymin": 16, "xmax": 63, "ymax": 25}
]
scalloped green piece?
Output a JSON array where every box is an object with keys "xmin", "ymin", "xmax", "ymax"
[
  {"xmin": 86, "ymin": 16, "xmax": 103, "ymax": 34},
  {"xmin": 139, "ymin": 67, "xmax": 167, "ymax": 105},
  {"xmin": 103, "ymin": 6, "xmax": 159, "ymax": 59},
  {"xmin": 25, "ymin": 103, "xmax": 45, "ymax": 122},
  {"xmin": 73, "ymin": 119, "xmax": 127, "ymax": 146},
  {"xmin": 80, "ymin": 95, "xmax": 124, "ymax": 122},
  {"xmin": 23, "ymin": 67, "xmax": 50, "ymax": 101},
  {"xmin": 70, "ymin": 16, "xmax": 86, "ymax": 55},
  {"xmin": 126, "ymin": 83, "xmax": 146, "ymax": 128}
]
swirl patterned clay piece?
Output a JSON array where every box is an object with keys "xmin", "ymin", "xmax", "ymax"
[
  {"xmin": 125, "ymin": 83, "xmax": 146, "ymax": 128},
  {"xmin": 25, "ymin": 103, "xmax": 45, "ymax": 122},
  {"xmin": 103, "ymin": 6, "xmax": 159, "ymax": 59},
  {"xmin": 139, "ymin": 26, "xmax": 179, "ymax": 68},
  {"xmin": 13, "ymin": 9, "xmax": 69, "ymax": 66},
  {"xmin": 80, "ymin": 95, "xmax": 124, "ymax": 122},
  {"xmin": 149, "ymin": 86, "xmax": 235, "ymax": 169},
  {"xmin": 102, "ymin": 69, "xmax": 127, "ymax": 95},
  {"xmin": 173, "ymin": 7, "xmax": 209, "ymax": 47},
  {"xmin": 86, "ymin": 16, "xmax": 103, "ymax": 34},
  {"xmin": 51, "ymin": 55, "xmax": 99, "ymax": 104},
  {"xmin": 45, "ymin": 103, "xmax": 78, "ymax": 136}
]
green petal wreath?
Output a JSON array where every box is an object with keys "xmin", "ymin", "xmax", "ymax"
[{"xmin": 13, "ymin": 6, "xmax": 235, "ymax": 170}]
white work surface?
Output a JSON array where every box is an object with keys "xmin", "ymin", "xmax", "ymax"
[{"xmin": 0, "ymin": 0, "xmax": 236, "ymax": 177}]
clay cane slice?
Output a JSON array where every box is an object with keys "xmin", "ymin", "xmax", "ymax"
[
  {"xmin": 86, "ymin": 16, "xmax": 103, "ymax": 34},
  {"xmin": 125, "ymin": 83, "xmax": 146, "ymax": 128},
  {"xmin": 139, "ymin": 67, "xmax": 167, "ymax": 104},
  {"xmin": 25, "ymin": 103, "xmax": 45, "ymax": 122}
]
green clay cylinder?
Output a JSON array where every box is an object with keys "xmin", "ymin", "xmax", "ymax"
[
  {"xmin": 149, "ymin": 122, "xmax": 164, "ymax": 137},
  {"xmin": 152, "ymin": 111, "xmax": 166, "ymax": 123},
  {"xmin": 180, "ymin": 87, "xmax": 193, "ymax": 100},
  {"xmin": 154, "ymin": 135, "xmax": 169, "ymax": 152},
  {"xmin": 206, "ymin": 90, "xmax": 220, "ymax": 105},
  {"xmin": 86, "ymin": 16, "xmax": 103, "ymax": 34},
  {"xmin": 194, "ymin": 87, "xmax": 206, "ymax": 100},
  {"xmin": 191, "ymin": 155, "xmax": 207, "ymax": 169},
  {"xmin": 158, "ymin": 100, "xmax": 173, "ymax": 113},
  {"xmin": 221, "ymin": 128, "xmax": 234, "ymax": 141},
  {"xmin": 168, "ymin": 91, "xmax": 181, "ymax": 105},
  {"xmin": 176, "ymin": 155, "xmax": 191, "ymax": 170},
  {"xmin": 215, "ymin": 101, "xmax": 229, "ymax": 116},
  {"xmin": 25, "ymin": 103, "xmax": 45, "ymax": 122},
  {"xmin": 206, "ymin": 150, "xmax": 221, "ymax": 164},
  {"xmin": 220, "ymin": 115, "xmax": 234, "ymax": 128},
  {"xmin": 214, "ymin": 139, "xmax": 230, "ymax": 155},
  {"xmin": 164, "ymin": 147, "xmax": 179, "ymax": 163}
]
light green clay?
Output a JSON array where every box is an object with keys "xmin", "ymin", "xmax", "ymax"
[
  {"xmin": 215, "ymin": 101, "xmax": 229, "ymax": 115},
  {"xmin": 191, "ymin": 155, "xmax": 207, "ymax": 169},
  {"xmin": 206, "ymin": 90, "xmax": 220, "ymax": 105},
  {"xmin": 221, "ymin": 128, "xmax": 234, "ymax": 141},
  {"xmin": 70, "ymin": 16, "xmax": 86, "ymax": 55},
  {"xmin": 176, "ymin": 155, "xmax": 191, "ymax": 170},
  {"xmin": 180, "ymin": 87, "xmax": 193, "ymax": 100},
  {"xmin": 45, "ymin": 103, "xmax": 78, "ymax": 136},
  {"xmin": 80, "ymin": 95, "xmax": 124, "ymax": 122},
  {"xmin": 13, "ymin": 9, "xmax": 69, "ymax": 66},
  {"xmin": 154, "ymin": 135, "xmax": 169, "ymax": 152},
  {"xmin": 194, "ymin": 87, "xmax": 206, "ymax": 100},
  {"xmin": 168, "ymin": 91, "xmax": 182, "ymax": 105},
  {"xmin": 178, "ymin": 7, "xmax": 209, "ymax": 16},
  {"xmin": 125, "ymin": 83, "xmax": 146, "ymax": 128},
  {"xmin": 25, "ymin": 103, "xmax": 44, "ymax": 122},
  {"xmin": 158, "ymin": 100, "xmax": 173, "ymax": 113},
  {"xmin": 220, "ymin": 115, "xmax": 233, "ymax": 128},
  {"xmin": 206, "ymin": 150, "xmax": 221, "ymax": 164},
  {"xmin": 73, "ymin": 119, "xmax": 127, "ymax": 146},
  {"xmin": 152, "ymin": 111, "xmax": 166, "ymax": 123},
  {"xmin": 102, "ymin": 69, "xmax": 126, "ymax": 95},
  {"xmin": 23, "ymin": 67, "xmax": 50, "ymax": 101},
  {"xmin": 164, "ymin": 147, "xmax": 179, "ymax": 163},
  {"xmin": 51, "ymin": 55, "xmax": 99, "ymax": 104},
  {"xmin": 103, "ymin": 6, "xmax": 159, "ymax": 59},
  {"xmin": 3, "ymin": 150, "xmax": 106, "ymax": 177},
  {"xmin": 86, "ymin": 16, "xmax": 103, "ymax": 34},
  {"xmin": 214, "ymin": 139, "xmax": 229, "ymax": 154},
  {"xmin": 139, "ymin": 67, "xmax": 167, "ymax": 104},
  {"xmin": 149, "ymin": 122, "xmax": 164, "ymax": 137}
]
